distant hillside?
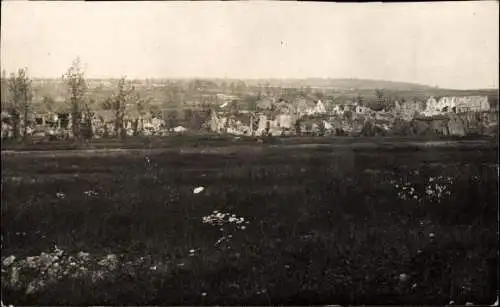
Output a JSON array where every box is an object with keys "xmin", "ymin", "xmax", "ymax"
[
  {"xmin": 19, "ymin": 77, "xmax": 499, "ymax": 93},
  {"xmin": 242, "ymin": 78, "xmax": 438, "ymax": 91}
]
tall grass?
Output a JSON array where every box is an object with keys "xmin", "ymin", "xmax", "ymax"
[{"xmin": 1, "ymin": 145, "xmax": 498, "ymax": 305}]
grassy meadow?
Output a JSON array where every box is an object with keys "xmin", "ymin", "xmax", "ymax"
[{"xmin": 1, "ymin": 138, "xmax": 498, "ymax": 305}]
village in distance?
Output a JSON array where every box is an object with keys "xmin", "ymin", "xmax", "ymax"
[{"xmin": 1, "ymin": 58, "xmax": 498, "ymax": 147}]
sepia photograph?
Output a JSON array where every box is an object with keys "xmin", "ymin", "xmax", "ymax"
[{"xmin": 0, "ymin": 1, "xmax": 498, "ymax": 306}]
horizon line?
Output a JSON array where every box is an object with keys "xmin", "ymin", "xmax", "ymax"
[{"xmin": 2, "ymin": 72, "xmax": 498, "ymax": 91}]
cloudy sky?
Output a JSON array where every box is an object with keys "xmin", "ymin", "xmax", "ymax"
[{"xmin": 1, "ymin": 1, "xmax": 498, "ymax": 89}]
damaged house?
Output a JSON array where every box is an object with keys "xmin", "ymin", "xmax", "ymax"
[
  {"xmin": 123, "ymin": 110, "xmax": 164, "ymax": 135},
  {"xmin": 311, "ymin": 99, "xmax": 327, "ymax": 115},
  {"xmin": 393, "ymin": 99, "xmax": 426, "ymax": 121},
  {"xmin": 209, "ymin": 109, "xmax": 252, "ymax": 135},
  {"xmin": 92, "ymin": 110, "xmax": 116, "ymax": 136},
  {"xmin": 253, "ymin": 100, "xmax": 297, "ymax": 136},
  {"xmin": 454, "ymin": 96, "xmax": 490, "ymax": 113},
  {"xmin": 294, "ymin": 96, "xmax": 317, "ymax": 116},
  {"xmin": 331, "ymin": 104, "xmax": 348, "ymax": 116},
  {"xmin": 423, "ymin": 95, "xmax": 490, "ymax": 117},
  {"xmin": 208, "ymin": 96, "xmax": 298, "ymax": 136}
]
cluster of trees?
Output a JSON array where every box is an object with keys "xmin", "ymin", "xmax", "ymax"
[
  {"xmin": 3, "ymin": 68, "xmax": 33, "ymax": 141},
  {"xmin": 356, "ymin": 89, "xmax": 394, "ymax": 112},
  {"xmin": 163, "ymin": 108, "xmax": 212, "ymax": 131},
  {"xmin": 2, "ymin": 57, "xmax": 158, "ymax": 142},
  {"xmin": 354, "ymin": 89, "xmax": 427, "ymax": 113},
  {"xmin": 358, "ymin": 117, "xmax": 446, "ymax": 137},
  {"xmin": 62, "ymin": 58, "xmax": 158, "ymax": 140}
]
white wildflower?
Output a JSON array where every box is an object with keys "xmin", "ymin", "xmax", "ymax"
[
  {"xmin": 83, "ymin": 190, "xmax": 98, "ymax": 197},
  {"xmin": 106, "ymin": 254, "xmax": 117, "ymax": 261},
  {"xmin": 2, "ymin": 255, "xmax": 16, "ymax": 266},
  {"xmin": 193, "ymin": 187, "xmax": 205, "ymax": 194},
  {"xmin": 10, "ymin": 267, "xmax": 19, "ymax": 284},
  {"xmin": 215, "ymin": 237, "xmax": 226, "ymax": 246},
  {"xmin": 77, "ymin": 251, "xmax": 90, "ymax": 260}
]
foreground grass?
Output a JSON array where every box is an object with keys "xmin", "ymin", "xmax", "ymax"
[{"xmin": 1, "ymin": 144, "xmax": 498, "ymax": 305}]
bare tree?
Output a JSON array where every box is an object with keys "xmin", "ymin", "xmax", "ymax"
[
  {"xmin": 134, "ymin": 96, "xmax": 152, "ymax": 135},
  {"xmin": 165, "ymin": 109, "xmax": 179, "ymax": 129},
  {"xmin": 112, "ymin": 77, "xmax": 138, "ymax": 139},
  {"xmin": 7, "ymin": 68, "xmax": 33, "ymax": 142},
  {"xmin": 82, "ymin": 100, "xmax": 95, "ymax": 140},
  {"xmin": 1, "ymin": 69, "xmax": 8, "ymax": 108},
  {"xmin": 113, "ymin": 78, "xmax": 128, "ymax": 139},
  {"xmin": 62, "ymin": 57, "xmax": 87, "ymax": 140}
]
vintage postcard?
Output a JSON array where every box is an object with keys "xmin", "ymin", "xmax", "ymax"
[{"xmin": 1, "ymin": 1, "xmax": 498, "ymax": 306}]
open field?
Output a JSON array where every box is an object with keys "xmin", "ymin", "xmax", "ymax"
[
  {"xmin": 1, "ymin": 140, "xmax": 498, "ymax": 305},
  {"xmin": 1, "ymin": 134, "xmax": 498, "ymax": 151}
]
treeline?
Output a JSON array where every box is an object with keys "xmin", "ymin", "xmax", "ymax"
[{"xmin": 1, "ymin": 58, "xmax": 164, "ymax": 142}]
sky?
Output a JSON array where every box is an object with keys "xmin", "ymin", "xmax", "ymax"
[{"xmin": 1, "ymin": 1, "xmax": 498, "ymax": 89}]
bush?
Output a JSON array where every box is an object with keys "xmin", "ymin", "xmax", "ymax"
[
  {"xmin": 391, "ymin": 118, "xmax": 414, "ymax": 136},
  {"xmin": 360, "ymin": 120, "xmax": 385, "ymax": 137}
]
